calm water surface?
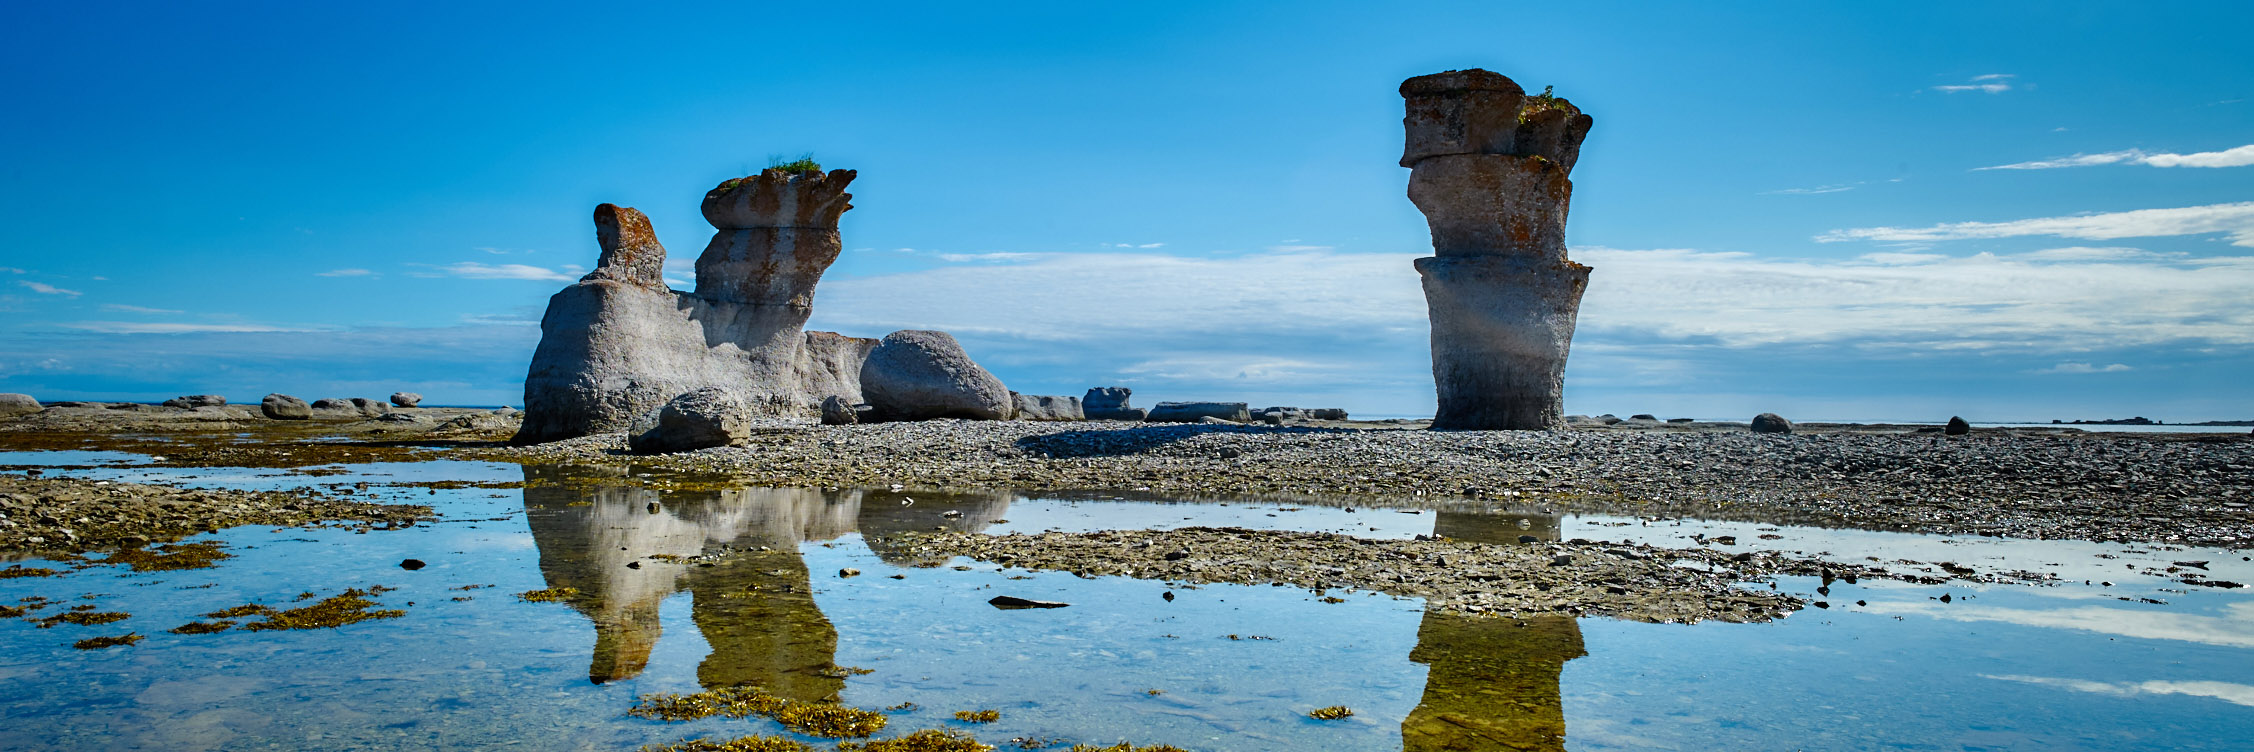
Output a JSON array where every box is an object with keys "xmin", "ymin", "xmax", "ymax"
[{"xmin": 0, "ymin": 456, "xmax": 2248, "ymax": 751}]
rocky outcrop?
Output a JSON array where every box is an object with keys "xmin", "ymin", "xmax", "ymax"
[
  {"xmin": 1083, "ymin": 387, "xmax": 1148, "ymax": 421},
  {"xmin": 515, "ymin": 169, "xmax": 1012, "ymax": 444},
  {"xmin": 1403, "ymin": 69, "xmax": 1594, "ymax": 431},
  {"xmin": 820, "ymin": 396, "xmax": 859, "ymax": 426},
  {"xmin": 390, "ymin": 392, "xmax": 423, "ymax": 408},
  {"xmin": 860, "ymin": 330, "xmax": 1013, "ymax": 421},
  {"xmin": 1147, "ymin": 401, "xmax": 1251, "ymax": 423},
  {"xmin": 261, "ymin": 394, "xmax": 312, "ymax": 420},
  {"xmin": 163, "ymin": 395, "xmax": 226, "ymax": 409},
  {"xmin": 0, "ymin": 394, "xmax": 40, "ymax": 417},
  {"xmin": 1011, "ymin": 393, "xmax": 1084, "ymax": 421}
]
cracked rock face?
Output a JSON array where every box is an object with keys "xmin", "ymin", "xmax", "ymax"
[
  {"xmin": 1403, "ymin": 68, "xmax": 1594, "ymax": 431},
  {"xmin": 516, "ymin": 168, "xmax": 1011, "ymax": 445}
]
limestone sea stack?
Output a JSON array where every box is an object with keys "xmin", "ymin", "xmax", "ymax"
[
  {"xmin": 515, "ymin": 166, "xmax": 1014, "ymax": 445},
  {"xmin": 1402, "ymin": 69, "xmax": 1594, "ymax": 431}
]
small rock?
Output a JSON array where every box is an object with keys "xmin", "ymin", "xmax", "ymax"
[
  {"xmin": 390, "ymin": 392, "xmax": 424, "ymax": 408},
  {"xmin": 1751, "ymin": 413, "xmax": 1793, "ymax": 434},
  {"xmin": 839, "ymin": 568, "xmax": 860, "ymax": 578},
  {"xmin": 988, "ymin": 596, "xmax": 1069, "ymax": 609},
  {"xmin": 1945, "ymin": 416, "xmax": 1971, "ymax": 436},
  {"xmin": 821, "ymin": 395, "xmax": 858, "ymax": 425},
  {"xmin": 163, "ymin": 394, "xmax": 227, "ymax": 409},
  {"xmin": 399, "ymin": 559, "xmax": 426, "ymax": 570}
]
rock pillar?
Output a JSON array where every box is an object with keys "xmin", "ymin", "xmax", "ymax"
[{"xmin": 1402, "ymin": 69, "xmax": 1594, "ymax": 430}]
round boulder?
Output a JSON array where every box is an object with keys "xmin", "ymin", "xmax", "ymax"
[
  {"xmin": 261, "ymin": 393, "xmax": 313, "ymax": 420},
  {"xmin": 163, "ymin": 394, "xmax": 227, "ymax": 409},
  {"xmin": 1945, "ymin": 416, "xmax": 1972, "ymax": 436},
  {"xmin": 628, "ymin": 387, "xmax": 756, "ymax": 454},
  {"xmin": 0, "ymin": 393, "xmax": 41, "ymax": 417},
  {"xmin": 390, "ymin": 392, "xmax": 424, "ymax": 409},
  {"xmin": 1750, "ymin": 413, "xmax": 1794, "ymax": 434},
  {"xmin": 859, "ymin": 330, "xmax": 1012, "ymax": 421}
]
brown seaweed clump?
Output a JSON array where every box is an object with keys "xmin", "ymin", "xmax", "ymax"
[
  {"xmin": 628, "ymin": 686, "xmax": 887, "ymax": 738},
  {"xmin": 203, "ymin": 604, "xmax": 275, "ymax": 619},
  {"xmin": 233, "ymin": 587, "xmax": 403, "ymax": 631},
  {"xmin": 72, "ymin": 633, "xmax": 143, "ymax": 650},
  {"xmin": 517, "ymin": 586, "xmax": 581, "ymax": 603},
  {"xmin": 33, "ymin": 610, "xmax": 130, "ymax": 628},
  {"xmin": 836, "ymin": 730, "xmax": 995, "ymax": 752},
  {"xmin": 639, "ymin": 736, "xmax": 813, "ymax": 752},
  {"xmin": 0, "ymin": 565, "xmax": 62, "ymax": 578},
  {"xmin": 1064, "ymin": 744, "xmax": 1191, "ymax": 752},
  {"xmin": 1308, "ymin": 706, "xmax": 1354, "ymax": 720},
  {"xmin": 952, "ymin": 710, "xmax": 999, "ymax": 723},
  {"xmin": 99, "ymin": 541, "xmax": 232, "ymax": 572},
  {"xmin": 168, "ymin": 620, "xmax": 236, "ymax": 635}
]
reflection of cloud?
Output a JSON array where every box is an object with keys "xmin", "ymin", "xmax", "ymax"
[
  {"xmin": 1984, "ymin": 674, "xmax": 2254, "ymax": 708},
  {"xmin": 1818, "ymin": 201, "xmax": 2254, "ymax": 247},
  {"xmin": 1864, "ymin": 600, "xmax": 2254, "ymax": 648}
]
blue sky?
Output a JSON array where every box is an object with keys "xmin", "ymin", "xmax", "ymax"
[{"xmin": 2, "ymin": 1, "xmax": 2249, "ymax": 421}]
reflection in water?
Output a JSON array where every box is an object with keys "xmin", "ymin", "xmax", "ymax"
[
  {"xmin": 1405, "ymin": 512, "xmax": 1586, "ymax": 751},
  {"xmin": 526, "ymin": 472, "xmax": 1587, "ymax": 748},
  {"xmin": 521, "ymin": 466, "xmax": 1011, "ymax": 698}
]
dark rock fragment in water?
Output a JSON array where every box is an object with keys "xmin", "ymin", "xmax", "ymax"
[
  {"xmin": 988, "ymin": 596, "xmax": 1069, "ymax": 610},
  {"xmin": 1162, "ymin": 591, "xmax": 1175, "ymax": 601},
  {"xmin": 399, "ymin": 558, "xmax": 425, "ymax": 570}
]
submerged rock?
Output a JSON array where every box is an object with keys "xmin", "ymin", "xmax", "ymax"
[{"xmin": 260, "ymin": 394, "xmax": 312, "ymax": 420}]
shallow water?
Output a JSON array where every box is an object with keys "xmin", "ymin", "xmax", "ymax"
[{"xmin": 1, "ymin": 455, "xmax": 2248, "ymax": 750}]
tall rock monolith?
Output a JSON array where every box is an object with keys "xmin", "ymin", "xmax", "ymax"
[
  {"xmin": 1402, "ymin": 69, "xmax": 1594, "ymax": 431},
  {"xmin": 516, "ymin": 167, "xmax": 1012, "ymax": 445}
]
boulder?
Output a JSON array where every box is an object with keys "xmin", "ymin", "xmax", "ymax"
[
  {"xmin": 860, "ymin": 330, "xmax": 1012, "ymax": 421},
  {"xmin": 435, "ymin": 412, "xmax": 518, "ymax": 433},
  {"xmin": 820, "ymin": 395, "xmax": 858, "ymax": 426},
  {"xmin": 1945, "ymin": 416, "xmax": 1972, "ymax": 436},
  {"xmin": 1083, "ymin": 387, "xmax": 1147, "ymax": 421},
  {"xmin": 1751, "ymin": 413, "xmax": 1794, "ymax": 435},
  {"xmin": 0, "ymin": 393, "xmax": 40, "ymax": 417},
  {"xmin": 349, "ymin": 398, "xmax": 391, "ymax": 418},
  {"xmin": 1011, "ymin": 393, "xmax": 1084, "ymax": 421},
  {"xmin": 260, "ymin": 394, "xmax": 312, "ymax": 420},
  {"xmin": 1630, "ymin": 414, "xmax": 1658, "ymax": 421},
  {"xmin": 1596, "ymin": 414, "xmax": 1622, "ymax": 425},
  {"xmin": 627, "ymin": 388, "xmax": 759, "ymax": 454},
  {"xmin": 1148, "ymin": 402, "xmax": 1251, "ymax": 423},
  {"xmin": 390, "ymin": 392, "xmax": 423, "ymax": 408},
  {"xmin": 311, "ymin": 398, "xmax": 351, "ymax": 410},
  {"xmin": 163, "ymin": 394, "xmax": 226, "ymax": 409},
  {"xmin": 1307, "ymin": 408, "xmax": 1349, "ymax": 421}
]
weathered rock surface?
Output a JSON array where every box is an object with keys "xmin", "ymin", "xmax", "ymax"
[
  {"xmin": 391, "ymin": 392, "xmax": 423, "ymax": 408},
  {"xmin": 1946, "ymin": 416, "xmax": 1972, "ymax": 436},
  {"xmin": 261, "ymin": 394, "xmax": 312, "ymax": 420},
  {"xmin": 163, "ymin": 395, "xmax": 226, "ymax": 409},
  {"xmin": 1751, "ymin": 413, "xmax": 1794, "ymax": 434},
  {"xmin": 860, "ymin": 331, "xmax": 1013, "ymax": 421},
  {"xmin": 1011, "ymin": 393, "xmax": 1084, "ymax": 421},
  {"xmin": 1405, "ymin": 69, "xmax": 1594, "ymax": 431},
  {"xmin": 820, "ymin": 396, "xmax": 859, "ymax": 426},
  {"xmin": 0, "ymin": 394, "xmax": 40, "ymax": 417},
  {"xmin": 0, "ymin": 474, "xmax": 430, "ymax": 554},
  {"xmin": 515, "ymin": 171, "xmax": 1012, "ymax": 444},
  {"xmin": 349, "ymin": 398, "xmax": 391, "ymax": 418},
  {"xmin": 627, "ymin": 387, "xmax": 766, "ymax": 454},
  {"xmin": 1083, "ymin": 387, "xmax": 1148, "ymax": 421},
  {"xmin": 1147, "ymin": 401, "xmax": 1252, "ymax": 423}
]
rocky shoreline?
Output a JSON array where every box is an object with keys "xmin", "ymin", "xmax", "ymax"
[
  {"xmin": 0, "ymin": 474, "xmax": 432, "ymax": 556},
  {"xmin": 491, "ymin": 420, "xmax": 2254, "ymax": 549}
]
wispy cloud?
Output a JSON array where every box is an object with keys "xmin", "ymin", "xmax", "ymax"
[
  {"xmin": 1982, "ymin": 675, "xmax": 2254, "ymax": 708},
  {"xmin": 1979, "ymin": 143, "xmax": 2254, "ymax": 171},
  {"xmin": 1862, "ymin": 601, "xmax": 2254, "ymax": 649},
  {"xmin": 317, "ymin": 268, "xmax": 376, "ymax": 278},
  {"xmin": 1818, "ymin": 201, "xmax": 2254, "ymax": 248},
  {"xmin": 1763, "ymin": 183, "xmax": 1861, "ymax": 195},
  {"xmin": 98, "ymin": 304, "xmax": 184, "ymax": 314},
  {"xmin": 18, "ymin": 281, "xmax": 81, "ymax": 297},
  {"xmin": 0, "ymin": 267, "xmax": 25, "ymax": 274},
  {"xmin": 2032, "ymin": 362, "xmax": 2132, "ymax": 374},
  {"xmin": 1100, "ymin": 242, "xmax": 1166, "ymax": 249},
  {"xmin": 935, "ymin": 252, "xmax": 1047, "ymax": 263},
  {"xmin": 59, "ymin": 322, "xmax": 316, "ymax": 334},
  {"xmin": 424, "ymin": 262, "xmax": 584, "ymax": 282},
  {"xmin": 1932, "ymin": 73, "xmax": 2016, "ymax": 94}
]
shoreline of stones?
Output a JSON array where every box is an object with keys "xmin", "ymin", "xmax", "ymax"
[
  {"xmin": 0, "ymin": 474, "xmax": 433, "ymax": 556},
  {"xmin": 489, "ymin": 419, "xmax": 2254, "ymax": 550}
]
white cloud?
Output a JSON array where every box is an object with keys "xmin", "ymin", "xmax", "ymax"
[
  {"xmin": 935, "ymin": 252, "xmax": 1047, "ymax": 263},
  {"xmin": 2033, "ymin": 362, "xmax": 2132, "ymax": 374},
  {"xmin": 1982, "ymin": 675, "xmax": 2254, "ymax": 708},
  {"xmin": 427, "ymin": 262, "xmax": 584, "ymax": 282},
  {"xmin": 1818, "ymin": 201, "xmax": 2254, "ymax": 248},
  {"xmin": 59, "ymin": 322, "xmax": 315, "ymax": 334},
  {"xmin": 1863, "ymin": 600, "xmax": 2254, "ymax": 649},
  {"xmin": 1979, "ymin": 144, "xmax": 2254, "ymax": 170},
  {"xmin": 318, "ymin": 268, "xmax": 376, "ymax": 277},
  {"xmin": 1763, "ymin": 183, "xmax": 1860, "ymax": 195},
  {"xmin": 1266, "ymin": 244, "xmax": 1336, "ymax": 253},
  {"xmin": 808, "ymin": 243, "xmax": 2254, "ymax": 356},
  {"xmin": 0, "ymin": 267, "xmax": 24, "ymax": 274},
  {"xmin": 1100, "ymin": 242, "xmax": 1166, "ymax": 249},
  {"xmin": 18, "ymin": 281, "xmax": 81, "ymax": 297},
  {"xmin": 98, "ymin": 304, "xmax": 185, "ymax": 314},
  {"xmin": 1933, "ymin": 73, "xmax": 2015, "ymax": 94}
]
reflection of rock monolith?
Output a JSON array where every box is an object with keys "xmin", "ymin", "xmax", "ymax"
[
  {"xmin": 1402, "ymin": 510, "xmax": 1584, "ymax": 751},
  {"xmin": 515, "ymin": 168, "xmax": 1015, "ymax": 444},
  {"xmin": 1402, "ymin": 69, "xmax": 1594, "ymax": 430}
]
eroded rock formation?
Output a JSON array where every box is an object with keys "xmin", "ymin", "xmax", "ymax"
[
  {"xmin": 1403, "ymin": 69, "xmax": 1594, "ymax": 430},
  {"xmin": 515, "ymin": 167, "xmax": 1012, "ymax": 444}
]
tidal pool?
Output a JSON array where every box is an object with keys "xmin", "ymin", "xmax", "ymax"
[{"xmin": 0, "ymin": 456, "xmax": 2248, "ymax": 750}]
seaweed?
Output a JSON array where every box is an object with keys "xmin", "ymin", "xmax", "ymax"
[
  {"xmin": 238, "ymin": 587, "xmax": 403, "ymax": 630},
  {"xmin": 33, "ymin": 610, "xmax": 129, "ymax": 628},
  {"xmin": 952, "ymin": 710, "xmax": 1000, "ymax": 723},
  {"xmin": 628, "ymin": 686, "xmax": 887, "ymax": 738},
  {"xmin": 72, "ymin": 633, "xmax": 143, "ymax": 650},
  {"xmin": 516, "ymin": 586, "xmax": 580, "ymax": 603},
  {"xmin": 638, "ymin": 736, "xmax": 813, "ymax": 752},
  {"xmin": 1308, "ymin": 705, "xmax": 1354, "ymax": 720},
  {"xmin": 168, "ymin": 620, "xmax": 235, "ymax": 635},
  {"xmin": 837, "ymin": 730, "xmax": 994, "ymax": 752},
  {"xmin": 0, "ymin": 565, "xmax": 61, "ymax": 578},
  {"xmin": 97, "ymin": 541, "xmax": 232, "ymax": 572}
]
